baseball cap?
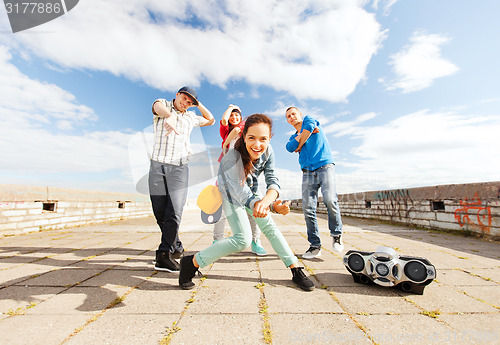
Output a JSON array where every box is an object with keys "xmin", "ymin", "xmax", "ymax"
[{"xmin": 178, "ymin": 86, "xmax": 199, "ymax": 106}]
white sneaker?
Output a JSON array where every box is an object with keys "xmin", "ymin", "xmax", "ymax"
[
  {"xmin": 302, "ymin": 246, "xmax": 321, "ymax": 259},
  {"xmin": 332, "ymin": 235, "xmax": 344, "ymax": 252}
]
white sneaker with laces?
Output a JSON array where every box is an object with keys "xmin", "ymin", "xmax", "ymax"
[
  {"xmin": 332, "ymin": 235, "xmax": 344, "ymax": 252},
  {"xmin": 302, "ymin": 246, "xmax": 321, "ymax": 259}
]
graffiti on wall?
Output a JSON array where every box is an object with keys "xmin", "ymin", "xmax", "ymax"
[
  {"xmin": 454, "ymin": 193, "xmax": 492, "ymax": 233},
  {"xmin": 373, "ymin": 189, "xmax": 414, "ymax": 219},
  {"xmin": 374, "ymin": 189, "xmax": 411, "ymax": 201}
]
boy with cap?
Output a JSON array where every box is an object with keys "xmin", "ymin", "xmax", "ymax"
[
  {"xmin": 149, "ymin": 86, "xmax": 215, "ymax": 272},
  {"xmin": 285, "ymin": 107, "xmax": 344, "ymax": 259}
]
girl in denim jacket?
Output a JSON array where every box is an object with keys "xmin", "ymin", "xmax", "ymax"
[
  {"xmin": 213, "ymin": 105, "xmax": 267, "ymax": 255},
  {"xmin": 179, "ymin": 114, "xmax": 315, "ymax": 291}
]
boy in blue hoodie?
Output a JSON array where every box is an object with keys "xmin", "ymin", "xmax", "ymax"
[{"xmin": 285, "ymin": 107, "xmax": 343, "ymax": 258}]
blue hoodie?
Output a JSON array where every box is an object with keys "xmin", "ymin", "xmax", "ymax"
[{"xmin": 286, "ymin": 115, "xmax": 334, "ymax": 171}]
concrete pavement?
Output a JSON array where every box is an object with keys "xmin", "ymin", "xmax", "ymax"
[{"xmin": 0, "ymin": 209, "xmax": 499, "ymax": 344}]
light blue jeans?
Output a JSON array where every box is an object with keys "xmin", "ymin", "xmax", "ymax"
[
  {"xmin": 302, "ymin": 163, "xmax": 342, "ymax": 248},
  {"xmin": 196, "ymin": 199, "xmax": 298, "ymax": 269},
  {"xmin": 213, "ymin": 209, "xmax": 260, "ymax": 242}
]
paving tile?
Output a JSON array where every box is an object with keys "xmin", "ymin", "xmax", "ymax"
[
  {"xmin": 0, "ymin": 263, "xmax": 56, "ymax": 287},
  {"xmin": 407, "ymin": 284, "xmax": 499, "ymax": 314},
  {"xmin": 25, "ymin": 286, "xmax": 130, "ymax": 314},
  {"xmin": 438, "ymin": 313, "xmax": 500, "ymax": 344},
  {"xmin": 355, "ymin": 314, "xmax": 459, "ymax": 345},
  {"xmin": 271, "ymin": 314, "xmax": 371, "ymax": 345},
  {"xmin": 65, "ymin": 314, "xmax": 176, "ymax": 345},
  {"xmin": 455, "ymin": 285, "xmax": 500, "ymax": 309},
  {"xmin": 187, "ymin": 270, "xmax": 261, "ymax": 314},
  {"xmin": 0, "ymin": 285, "xmax": 64, "ymax": 315},
  {"xmin": 437, "ymin": 269, "xmax": 498, "ymax": 286},
  {"xmin": 170, "ymin": 314, "xmax": 264, "ymax": 345},
  {"xmin": 78, "ymin": 269, "xmax": 153, "ymax": 288},
  {"xmin": 332, "ymin": 285, "xmax": 421, "ymax": 315},
  {"xmin": 467, "ymin": 268, "xmax": 500, "ymax": 283},
  {"xmin": 264, "ymin": 281, "xmax": 344, "ymax": 314},
  {"xmin": 0, "ymin": 314, "xmax": 90, "ymax": 345},
  {"xmin": 106, "ymin": 280, "xmax": 194, "ymax": 315},
  {"xmin": 313, "ymin": 269, "xmax": 361, "ymax": 287},
  {"xmin": 20, "ymin": 268, "xmax": 104, "ymax": 287}
]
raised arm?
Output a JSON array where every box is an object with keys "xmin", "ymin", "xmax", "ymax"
[
  {"xmin": 221, "ymin": 104, "xmax": 241, "ymax": 126},
  {"xmin": 197, "ymin": 101, "xmax": 215, "ymax": 127}
]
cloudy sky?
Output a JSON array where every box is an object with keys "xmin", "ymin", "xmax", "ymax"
[{"xmin": 1, "ymin": 0, "xmax": 499, "ymax": 199}]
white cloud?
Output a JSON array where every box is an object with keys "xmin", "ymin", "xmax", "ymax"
[
  {"xmin": 368, "ymin": 0, "xmax": 399, "ymax": 15},
  {"xmin": 264, "ymin": 100, "xmax": 290, "ymax": 118},
  {"xmin": 0, "ymin": 45, "xmax": 138, "ymax": 192},
  {"xmin": 323, "ymin": 112, "xmax": 376, "ymax": 136},
  {"xmin": 385, "ymin": 32, "xmax": 459, "ymax": 93},
  {"xmin": 479, "ymin": 98, "xmax": 500, "ymax": 104},
  {"xmin": 340, "ymin": 109, "xmax": 500, "ymax": 192},
  {"xmin": 0, "ymin": 46, "xmax": 96, "ymax": 129},
  {"xmin": 1, "ymin": 0, "xmax": 386, "ymax": 102},
  {"xmin": 0, "ymin": 109, "xmax": 135, "ymax": 174}
]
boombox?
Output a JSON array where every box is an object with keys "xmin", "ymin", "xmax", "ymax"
[{"xmin": 343, "ymin": 246, "xmax": 436, "ymax": 294}]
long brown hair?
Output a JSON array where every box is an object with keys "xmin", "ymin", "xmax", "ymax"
[{"xmin": 234, "ymin": 114, "xmax": 273, "ymax": 177}]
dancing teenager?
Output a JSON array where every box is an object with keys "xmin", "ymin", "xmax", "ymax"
[
  {"xmin": 285, "ymin": 107, "xmax": 343, "ymax": 259},
  {"xmin": 179, "ymin": 114, "xmax": 315, "ymax": 291},
  {"xmin": 149, "ymin": 86, "xmax": 214, "ymax": 272},
  {"xmin": 213, "ymin": 105, "xmax": 267, "ymax": 256}
]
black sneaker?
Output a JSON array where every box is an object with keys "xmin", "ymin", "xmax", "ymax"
[
  {"xmin": 155, "ymin": 250, "xmax": 180, "ymax": 272},
  {"xmin": 179, "ymin": 255, "xmax": 199, "ymax": 290},
  {"xmin": 291, "ymin": 267, "xmax": 315, "ymax": 291}
]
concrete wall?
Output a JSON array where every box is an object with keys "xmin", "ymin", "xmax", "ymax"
[
  {"xmin": 290, "ymin": 181, "xmax": 500, "ymax": 239},
  {"xmin": 0, "ymin": 184, "xmax": 153, "ymax": 236},
  {"xmin": 4, "ymin": 182, "xmax": 499, "ymax": 239}
]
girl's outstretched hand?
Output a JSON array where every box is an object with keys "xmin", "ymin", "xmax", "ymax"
[
  {"xmin": 273, "ymin": 200, "xmax": 290, "ymax": 215},
  {"xmin": 253, "ymin": 200, "xmax": 269, "ymax": 218}
]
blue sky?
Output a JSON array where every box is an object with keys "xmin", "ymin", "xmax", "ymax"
[{"xmin": 1, "ymin": 0, "xmax": 499, "ymax": 200}]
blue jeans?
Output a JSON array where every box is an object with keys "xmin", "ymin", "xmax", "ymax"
[
  {"xmin": 196, "ymin": 199, "xmax": 297, "ymax": 269},
  {"xmin": 302, "ymin": 163, "xmax": 342, "ymax": 248},
  {"xmin": 149, "ymin": 160, "xmax": 188, "ymax": 253}
]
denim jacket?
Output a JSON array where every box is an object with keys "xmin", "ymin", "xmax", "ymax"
[{"xmin": 217, "ymin": 145, "xmax": 281, "ymax": 210}]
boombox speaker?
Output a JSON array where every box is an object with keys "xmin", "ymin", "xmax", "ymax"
[{"xmin": 343, "ymin": 246, "xmax": 436, "ymax": 294}]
